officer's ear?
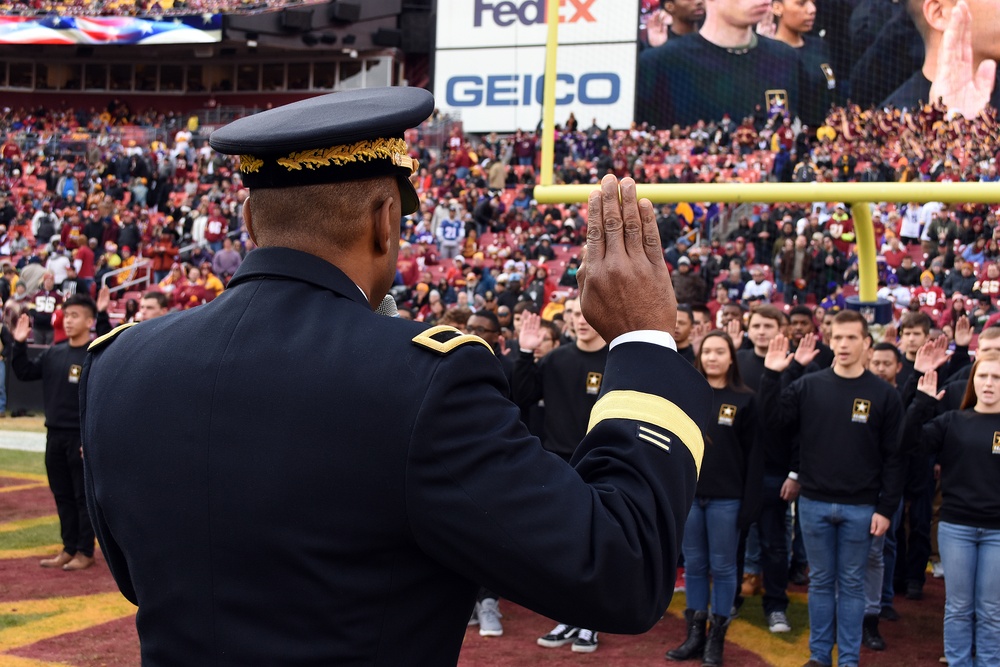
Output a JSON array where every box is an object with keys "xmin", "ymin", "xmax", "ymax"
[
  {"xmin": 373, "ymin": 195, "xmax": 395, "ymax": 256},
  {"xmin": 243, "ymin": 197, "xmax": 258, "ymax": 247}
]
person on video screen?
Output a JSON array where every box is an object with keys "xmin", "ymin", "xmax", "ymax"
[
  {"xmin": 637, "ymin": 0, "xmax": 801, "ymax": 128},
  {"xmin": 883, "ymin": 0, "xmax": 999, "ymax": 117},
  {"xmin": 771, "ymin": 0, "xmax": 836, "ymax": 127}
]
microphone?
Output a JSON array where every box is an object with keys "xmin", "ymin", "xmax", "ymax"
[{"xmin": 375, "ymin": 294, "xmax": 399, "ymax": 317}]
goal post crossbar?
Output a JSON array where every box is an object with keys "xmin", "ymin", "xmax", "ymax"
[
  {"xmin": 533, "ymin": 182, "xmax": 1000, "ymax": 205},
  {"xmin": 533, "ymin": 183, "xmax": 1000, "ymax": 303}
]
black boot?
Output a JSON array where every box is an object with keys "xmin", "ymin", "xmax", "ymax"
[
  {"xmin": 701, "ymin": 614, "xmax": 730, "ymax": 667},
  {"xmin": 666, "ymin": 609, "xmax": 707, "ymax": 661},
  {"xmin": 862, "ymin": 614, "xmax": 886, "ymax": 651}
]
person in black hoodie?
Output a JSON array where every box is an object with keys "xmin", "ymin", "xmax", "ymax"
[
  {"xmin": 515, "ymin": 308, "xmax": 608, "ymax": 653},
  {"xmin": 904, "ymin": 352, "xmax": 1000, "ymax": 667},
  {"xmin": 759, "ymin": 311, "xmax": 904, "ymax": 667},
  {"xmin": 667, "ymin": 332, "xmax": 761, "ymax": 667},
  {"xmin": 11, "ymin": 294, "xmax": 110, "ymax": 571},
  {"xmin": 771, "ymin": 0, "xmax": 837, "ymax": 127}
]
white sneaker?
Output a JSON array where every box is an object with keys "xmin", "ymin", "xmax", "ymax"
[
  {"xmin": 478, "ymin": 598, "xmax": 503, "ymax": 637},
  {"xmin": 767, "ymin": 611, "xmax": 791, "ymax": 633}
]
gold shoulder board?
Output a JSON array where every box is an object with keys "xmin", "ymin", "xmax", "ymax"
[
  {"xmin": 412, "ymin": 325, "xmax": 495, "ymax": 356},
  {"xmin": 88, "ymin": 321, "xmax": 138, "ymax": 353}
]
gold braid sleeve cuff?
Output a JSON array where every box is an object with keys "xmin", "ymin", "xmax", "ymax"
[{"xmin": 587, "ymin": 390, "xmax": 705, "ymax": 476}]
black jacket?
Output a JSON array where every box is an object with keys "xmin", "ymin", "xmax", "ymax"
[{"xmin": 82, "ymin": 247, "xmax": 711, "ymax": 666}]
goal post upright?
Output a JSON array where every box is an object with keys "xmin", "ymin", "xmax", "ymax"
[{"xmin": 539, "ymin": 0, "xmax": 560, "ymax": 187}]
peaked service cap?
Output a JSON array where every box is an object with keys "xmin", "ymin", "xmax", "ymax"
[{"xmin": 209, "ymin": 87, "xmax": 435, "ymax": 214}]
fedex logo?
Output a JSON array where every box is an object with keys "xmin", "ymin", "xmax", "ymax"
[{"xmin": 474, "ymin": 0, "xmax": 597, "ymax": 27}]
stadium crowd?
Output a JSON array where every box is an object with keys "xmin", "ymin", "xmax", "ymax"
[{"xmin": 2, "ymin": 93, "xmax": 1000, "ymax": 666}]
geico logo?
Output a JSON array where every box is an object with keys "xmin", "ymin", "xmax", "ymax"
[
  {"xmin": 473, "ymin": 0, "xmax": 597, "ymax": 27},
  {"xmin": 446, "ymin": 73, "xmax": 620, "ymax": 106}
]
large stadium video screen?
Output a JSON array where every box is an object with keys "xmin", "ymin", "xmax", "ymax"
[{"xmin": 434, "ymin": 0, "xmax": 999, "ymax": 133}]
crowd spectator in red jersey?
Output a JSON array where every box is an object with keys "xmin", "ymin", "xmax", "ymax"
[
  {"xmin": 912, "ymin": 271, "xmax": 947, "ymax": 314},
  {"xmin": 513, "ymin": 130, "xmax": 537, "ymax": 167},
  {"xmin": 974, "ymin": 262, "xmax": 1000, "ymax": 302},
  {"xmin": 882, "ymin": 235, "xmax": 908, "ymax": 269},
  {"xmin": 148, "ymin": 233, "xmax": 179, "ymax": 283},
  {"xmin": 204, "ymin": 205, "xmax": 228, "ymax": 252},
  {"xmin": 59, "ymin": 215, "xmax": 85, "ymax": 250},
  {"xmin": 395, "ymin": 243, "xmax": 420, "ymax": 287},
  {"xmin": 451, "ymin": 143, "xmax": 475, "ymax": 183},
  {"xmin": 26, "ymin": 269, "xmax": 63, "ymax": 343},
  {"xmin": 775, "ymin": 117, "xmax": 795, "ymax": 152},
  {"xmin": 1, "ymin": 137, "xmax": 21, "ymax": 169},
  {"xmin": 173, "ymin": 265, "xmax": 212, "ymax": 310}
]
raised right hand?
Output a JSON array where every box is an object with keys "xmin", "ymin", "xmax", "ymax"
[
  {"xmin": 691, "ymin": 321, "xmax": 713, "ymax": 354},
  {"xmin": 756, "ymin": 8, "xmax": 777, "ymax": 38},
  {"xmin": 646, "ymin": 9, "xmax": 672, "ymax": 48},
  {"xmin": 518, "ymin": 311, "xmax": 544, "ymax": 350},
  {"xmin": 929, "ymin": 0, "xmax": 996, "ymax": 119},
  {"xmin": 793, "ymin": 332, "xmax": 820, "ymax": 367},
  {"xmin": 914, "ymin": 335, "xmax": 949, "ymax": 374},
  {"xmin": 917, "ymin": 369, "xmax": 945, "ymax": 400},
  {"xmin": 764, "ymin": 334, "xmax": 794, "ymax": 372},
  {"xmin": 725, "ymin": 318, "xmax": 743, "ymax": 343},
  {"xmin": 12, "ymin": 313, "xmax": 30, "ymax": 343},
  {"xmin": 576, "ymin": 175, "xmax": 675, "ymax": 344}
]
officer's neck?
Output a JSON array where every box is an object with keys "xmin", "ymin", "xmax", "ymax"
[
  {"xmin": 330, "ymin": 250, "xmax": 388, "ymax": 310},
  {"xmin": 278, "ymin": 241, "xmax": 384, "ymax": 311}
]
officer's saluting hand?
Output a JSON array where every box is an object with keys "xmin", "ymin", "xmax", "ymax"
[{"xmin": 577, "ymin": 175, "xmax": 677, "ymax": 341}]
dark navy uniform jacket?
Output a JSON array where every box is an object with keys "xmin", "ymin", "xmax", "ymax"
[{"xmin": 82, "ymin": 247, "xmax": 711, "ymax": 666}]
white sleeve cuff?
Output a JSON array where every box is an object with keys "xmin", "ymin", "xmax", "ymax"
[{"xmin": 609, "ymin": 330, "xmax": 678, "ymax": 352}]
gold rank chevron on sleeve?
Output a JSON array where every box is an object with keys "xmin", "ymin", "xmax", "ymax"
[
  {"xmin": 412, "ymin": 325, "xmax": 495, "ymax": 356},
  {"xmin": 586, "ymin": 390, "xmax": 706, "ymax": 476},
  {"xmin": 88, "ymin": 322, "xmax": 138, "ymax": 353}
]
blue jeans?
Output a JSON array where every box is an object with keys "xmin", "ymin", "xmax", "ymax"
[
  {"xmin": 799, "ymin": 497, "xmax": 874, "ymax": 667},
  {"xmin": 682, "ymin": 497, "xmax": 741, "ymax": 618},
  {"xmin": 938, "ymin": 521, "xmax": 1000, "ymax": 667},
  {"xmin": 0, "ymin": 359, "xmax": 6, "ymax": 413}
]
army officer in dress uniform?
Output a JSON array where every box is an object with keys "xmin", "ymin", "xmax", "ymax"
[{"xmin": 81, "ymin": 87, "xmax": 712, "ymax": 666}]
